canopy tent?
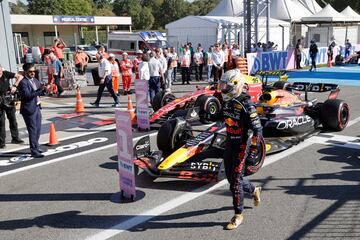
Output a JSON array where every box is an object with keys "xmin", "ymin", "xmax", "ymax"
[
  {"xmin": 166, "ymin": 15, "xmax": 290, "ymax": 52},
  {"xmin": 340, "ymin": 6, "xmax": 360, "ymax": 22},
  {"xmin": 270, "ymin": 0, "xmax": 313, "ymax": 21},
  {"xmin": 207, "ymin": 0, "xmax": 242, "ymax": 17},
  {"xmin": 301, "ymin": 4, "xmax": 347, "ymax": 23},
  {"xmin": 299, "ymin": 0, "xmax": 322, "ymax": 14}
]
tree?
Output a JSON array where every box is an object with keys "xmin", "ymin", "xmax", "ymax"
[
  {"xmin": 113, "ymin": 0, "xmax": 154, "ymax": 30},
  {"xmin": 9, "ymin": 0, "xmax": 28, "ymax": 15},
  {"xmin": 93, "ymin": 6, "xmax": 116, "ymax": 16},
  {"xmin": 154, "ymin": 0, "xmax": 190, "ymax": 29},
  {"xmin": 93, "ymin": 0, "xmax": 112, "ymax": 9},
  {"xmin": 28, "ymin": 0, "xmax": 65, "ymax": 15},
  {"xmin": 136, "ymin": 7, "xmax": 154, "ymax": 30},
  {"xmin": 318, "ymin": 0, "xmax": 360, "ymax": 13},
  {"xmin": 63, "ymin": 0, "xmax": 93, "ymax": 15}
]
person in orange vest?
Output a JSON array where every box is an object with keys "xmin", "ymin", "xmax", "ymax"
[
  {"xmin": 119, "ymin": 52, "xmax": 133, "ymax": 95},
  {"xmin": 73, "ymin": 48, "xmax": 89, "ymax": 75},
  {"xmin": 109, "ymin": 53, "xmax": 120, "ymax": 95},
  {"xmin": 53, "ymin": 38, "xmax": 66, "ymax": 62},
  {"xmin": 133, "ymin": 50, "xmax": 143, "ymax": 80}
]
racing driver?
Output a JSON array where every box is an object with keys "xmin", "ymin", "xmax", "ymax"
[{"xmin": 217, "ymin": 69, "xmax": 262, "ymax": 230}]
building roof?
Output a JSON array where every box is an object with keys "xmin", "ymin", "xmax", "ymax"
[
  {"xmin": 301, "ymin": 4, "xmax": 347, "ymax": 23},
  {"xmin": 10, "ymin": 14, "xmax": 131, "ymax": 26}
]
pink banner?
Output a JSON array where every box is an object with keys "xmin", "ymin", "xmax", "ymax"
[
  {"xmin": 135, "ymin": 80, "xmax": 150, "ymax": 130},
  {"xmin": 115, "ymin": 110, "xmax": 136, "ymax": 199}
]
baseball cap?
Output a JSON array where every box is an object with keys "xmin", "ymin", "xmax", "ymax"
[
  {"xmin": 109, "ymin": 53, "xmax": 115, "ymax": 58},
  {"xmin": 122, "ymin": 52, "xmax": 128, "ymax": 55},
  {"xmin": 137, "ymin": 50, "xmax": 143, "ymax": 54}
]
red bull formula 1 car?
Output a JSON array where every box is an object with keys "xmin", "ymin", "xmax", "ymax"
[
  {"xmin": 133, "ymin": 79, "xmax": 349, "ymax": 182},
  {"xmin": 149, "ymin": 75, "xmax": 263, "ymax": 123}
]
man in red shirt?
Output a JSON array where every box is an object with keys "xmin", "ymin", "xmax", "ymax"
[{"xmin": 119, "ymin": 52, "xmax": 133, "ymax": 95}]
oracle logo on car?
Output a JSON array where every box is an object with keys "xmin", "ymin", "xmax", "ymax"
[{"xmin": 276, "ymin": 116, "xmax": 312, "ymax": 130}]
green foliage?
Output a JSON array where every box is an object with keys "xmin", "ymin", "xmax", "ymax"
[
  {"xmin": 319, "ymin": 0, "xmax": 360, "ymax": 12},
  {"xmin": 28, "ymin": 0, "xmax": 65, "ymax": 15},
  {"xmin": 62, "ymin": 0, "xmax": 93, "ymax": 15}
]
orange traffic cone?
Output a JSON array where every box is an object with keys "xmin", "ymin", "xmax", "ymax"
[
  {"xmin": 127, "ymin": 95, "xmax": 137, "ymax": 125},
  {"xmin": 75, "ymin": 87, "xmax": 85, "ymax": 113},
  {"xmin": 47, "ymin": 122, "xmax": 59, "ymax": 146}
]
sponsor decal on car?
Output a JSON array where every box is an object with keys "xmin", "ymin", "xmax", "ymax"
[
  {"xmin": 190, "ymin": 162, "xmax": 219, "ymax": 172},
  {"xmin": 276, "ymin": 116, "xmax": 312, "ymax": 130}
]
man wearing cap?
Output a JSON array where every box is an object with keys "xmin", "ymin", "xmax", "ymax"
[
  {"xmin": 119, "ymin": 52, "xmax": 133, "ymax": 95},
  {"xmin": 134, "ymin": 50, "xmax": 143, "ymax": 81}
]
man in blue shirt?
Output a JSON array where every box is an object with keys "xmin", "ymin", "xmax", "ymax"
[
  {"xmin": 345, "ymin": 39, "xmax": 352, "ymax": 59},
  {"xmin": 50, "ymin": 54, "xmax": 64, "ymax": 97}
]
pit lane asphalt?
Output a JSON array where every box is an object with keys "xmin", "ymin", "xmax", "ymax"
[{"xmin": 0, "ymin": 85, "xmax": 359, "ymax": 240}]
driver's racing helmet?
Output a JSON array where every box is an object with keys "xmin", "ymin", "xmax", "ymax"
[{"xmin": 218, "ymin": 69, "xmax": 246, "ymax": 101}]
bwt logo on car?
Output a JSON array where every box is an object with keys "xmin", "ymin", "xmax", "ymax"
[{"xmin": 276, "ymin": 116, "xmax": 312, "ymax": 130}]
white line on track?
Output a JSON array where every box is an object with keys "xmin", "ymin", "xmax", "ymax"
[
  {"xmin": 0, "ymin": 125, "xmax": 116, "ymax": 153},
  {"xmin": 0, "ymin": 132, "xmax": 157, "ymax": 178},
  {"xmin": 85, "ymin": 116, "xmax": 360, "ymax": 240}
]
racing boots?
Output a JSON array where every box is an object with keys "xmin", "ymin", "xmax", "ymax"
[
  {"xmin": 226, "ymin": 214, "xmax": 244, "ymax": 230},
  {"xmin": 253, "ymin": 186, "xmax": 261, "ymax": 207}
]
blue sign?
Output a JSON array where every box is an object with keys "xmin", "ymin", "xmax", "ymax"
[
  {"xmin": 248, "ymin": 51, "xmax": 289, "ymax": 74},
  {"xmin": 53, "ymin": 16, "xmax": 95, "ymax": 24}
]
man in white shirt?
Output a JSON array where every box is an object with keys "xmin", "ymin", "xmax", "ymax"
[
  {"xmin": 231, "ymin": 44, "xmax": 241, "ymax": 70},
  {"xmin": 139, "ymin": 54, "xmax": 150, "ymax": 81},
  {"xmin": 169, "ymin": 47, "xmax": 178, "ymax": 82},
  {"xmin": 193, "ymin": 46, "xmax": 204, "ymax": 81},
  {"xmin": 158, "ymin": 48, "xmax": 167, "ymax": 90},
  {"xmin": 148, "ymin": 49, "xmax": 164, "ymax": 103},
  {"xmin": 211, "ymin": 43, "xmax": 225, "ymax": 82},
  {"xmin": 91, "ymin": 54, "xmax": 120, "ymax": 107}
]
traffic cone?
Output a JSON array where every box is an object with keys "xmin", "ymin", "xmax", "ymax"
[
  {"xmin": 47, "ymin": 122, "xmax": 59, "ymax": 146},
  {"xmin": 127, "ymin": 95, "xmax": 137, "ymax": 125},
  {"xmin": 75, "ymin": 87, "xmax": 85, "ymax": 113}
]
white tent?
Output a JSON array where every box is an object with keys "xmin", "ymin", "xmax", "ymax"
[
  {"xmin": 207, "ymin": 0, "xmax": 243, "ymax": 17},
  {"xmin": 341, "ymin": 6, "xmax": 360, "ymax": 22},
  {"xmin": 166, "ymin": 16, "xmax": 290, "ymax": 52},
  {"xmin": 270, "ymin": 0, "xmax": 313, "ymax": 21},
  {"xmin": 301, "ymin": 4, "xmax": 347, "ymax": 22},
  {"xmin": 299, "ymin": 0, "xmax": 322, "ymax": 14}
]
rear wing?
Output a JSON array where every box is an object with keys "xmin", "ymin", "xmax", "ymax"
[
  {"xmin": 292, "ymin": 82, "xmax": 340, "ymax": 100},
  {"xmin": 255, "ymin": 70, "xmax": 287, "ymax": 86}
]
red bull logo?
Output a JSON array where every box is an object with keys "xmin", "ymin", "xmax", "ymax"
[{"xmin": 225, "ymin": 118, "xmax": 239, "ymax": 127}]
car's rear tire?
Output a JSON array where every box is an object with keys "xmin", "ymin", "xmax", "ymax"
[
  {"xmin": 245, "ymin": 137, "xmax": 266, "ymax": 176},
  {"xmin": 152, "ymin": 91, "xmax": 176, "ymax": 111},
  {"xmin": 320, "ymin": 99, "xmax": 349, "ymax": 131},
  {"xmin": 157, "ymin": 118, "xmax": 193, "ymax": 156},
  {"xmin": 194, "ymin": 95, "xmax": 221, "ymax": 123}
]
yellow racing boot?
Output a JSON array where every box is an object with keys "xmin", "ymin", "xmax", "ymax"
[
  {"xmin": 226, "ymin": 214, "xmax": 244, "ymax": 230},
  {"xmin": 253, "ymin": 186, "xmax": 261, "ymax": 207}
]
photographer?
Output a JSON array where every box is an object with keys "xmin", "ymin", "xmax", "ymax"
[{"xmin": 0, "ymin": 65, "xmax": 24, "ymax": 149}]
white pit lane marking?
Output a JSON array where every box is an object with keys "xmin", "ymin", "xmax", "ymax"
[{"xmin": 85, "ymin": 116, "xmax": 360, "ymax": 240}]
